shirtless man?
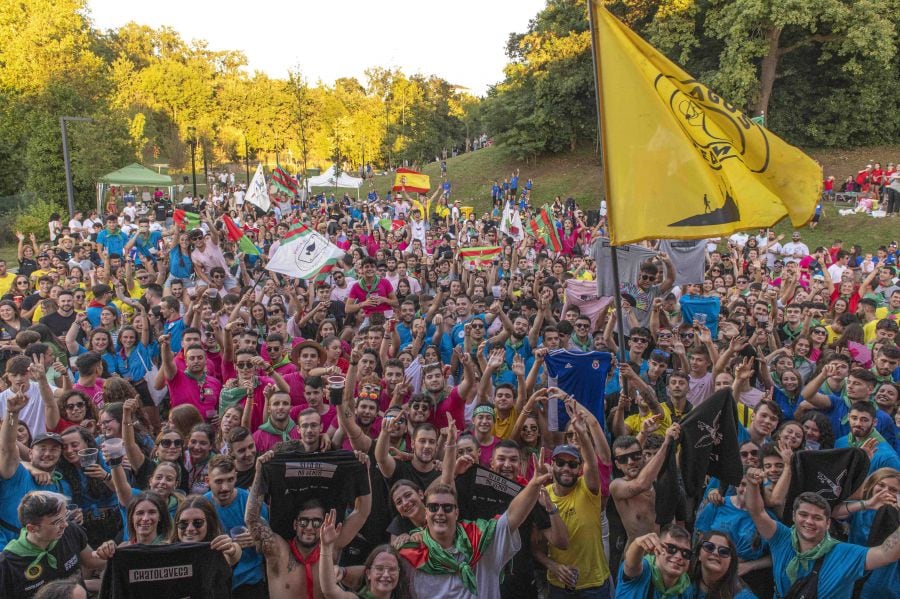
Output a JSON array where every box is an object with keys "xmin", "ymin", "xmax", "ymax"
[
  {"xmin": 609, "ymin": 424, "xmax": 680, "ymax": 545},
  {"xmin": 244, "ymin": 451, "xmax": 372, "ymax": 599}
]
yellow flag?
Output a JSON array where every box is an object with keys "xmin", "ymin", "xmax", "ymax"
[
  {"xmin": 392, "ymin": 168, "xmax": 430, "ymax": 194},
  {"xmin": 591, "ymin": 3, "xmax": 822, "ymax": 245}
]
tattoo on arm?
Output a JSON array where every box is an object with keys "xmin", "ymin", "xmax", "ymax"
[{"xmin": 246, "ymin": 470, "xmax": 279, "ymax": 557}]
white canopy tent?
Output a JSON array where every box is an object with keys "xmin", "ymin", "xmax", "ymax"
[{"xmin": 306, "ymin": 165, "xmax": 363, "ymax": 199}]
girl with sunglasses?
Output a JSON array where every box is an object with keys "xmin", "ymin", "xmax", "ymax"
[
  {"xmin": 169, "ymin": 495, "xmax": 241, "ymax": 565},
  {"xmin": 48, "ymin": 390, "xmax": 99, "ymax": 435},
  {"xmin": 688, "ymin": 531, "xmax": 756, "ymax": 599}
]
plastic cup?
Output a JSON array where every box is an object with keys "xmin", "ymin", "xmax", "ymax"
[
  {"xmin": 78, "ymin": 448, "xmax": 98, "ymax": 468},
  {"xmin": 327, "ymin": 376, "xmax": 345, "ymax": 389},
  {"xmin": 229, "ymin": 526, "xmax": 248, "ymax": 539},
  {"xmin": 693, "ymin": 313, "xmax": 707, "ymax": 325},
  {"xmin": 102, "ymin": 438, "xmax": 126, "ymax": 459}
]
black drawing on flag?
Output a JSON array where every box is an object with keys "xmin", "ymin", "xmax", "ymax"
[
  {"xmin": 291, "ymin": 232, "xmax": 331, "ymax": 273},
  {"xmin": 694, "ymin": 412, "xmax": 723, "ymax": 449},
  {"xmin": 670, "ymin": 185, "xmax": 740, "ymax": 228},
  {"xmin": 815, "ymin": 470, "xmax": 847, "ymax": 499}
]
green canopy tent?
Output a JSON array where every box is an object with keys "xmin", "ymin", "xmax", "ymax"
[{"xmin": 96, "ymin": 163, "xmax": 175, "ymax": 213}]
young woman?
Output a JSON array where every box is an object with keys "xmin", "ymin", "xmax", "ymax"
[
  {"xmin": 216, "ymin": 405, "xmax": 244, "ymax": 453},
  {"xmin": 48, "ymin": 390, "xmax": 99, "ymax": 435},
  {"xmin": 122, "ymin": 491, "xmax": 171, "ymax": 546},
  {"xmin": 170, "ymin": 495, "xmax": 241, "ymax": 565},
  {"xmin": 0, "ymin": 300, "xmax": 29, "ymax": 371},
  {"xmin": 320, "ymin": 511, "xmax": 410, "ymax": 599},
  {"xmin": 116, "ymin": 304, "xmax": 160, "ymax": 430},
  {"xmin": 772, "ymin": 421, "xmax": 804, "ymax": 452},
  {"xmin": 797, "ymin": 411, "xmax": 835, "ymax": 451},
  {"xmin": 386, "ymin": 479, "xmax": 426, "ymax": 542},
  {"xmin": 58, "ymin": 426, "xmax": 121, "ymax": 547},
  {"xmin": 109, "ymin": 458, "xmax": 184, "ymax": 541},
  {"xmin": 185, "ymin": 424, "xmax": 215, "ymax": 495},
  {"xmin": 688, "ymin": 530, "xmax": 756, "ymax": 598},
  {"xmin": 67, "ymin": 319, "xmax": 123, "ymax": 377}
]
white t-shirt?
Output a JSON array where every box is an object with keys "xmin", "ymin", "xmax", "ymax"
[
  {"xmin": 781, "ymin": 241, "xmax": 810, "ymax": 263},
  {"xmin": 68, "ymin": 219, "xmax": 83, "ymax": 234},
  {"xmin": 234, "ymin": 190, "xmax": 245, "ymax": 205},
  {"xmin": 729, "ymin": 233, "xmax": 749, "ymax": 248},
  {"xmin": 828, "ymin": 263, "xmax": 849, "ymax": 283},
  {"xmin": 406, "ymin": 513, "xmax": 520, "ymax": 599},
  {"xmin": 763, "ymin": 242, "xmax": 783, "ymax": 269},
  {"xmin": 0, "ymin": 382, "xmax": 49, "ymax": 437},
  {"xmin": 330, "ymin": 279, "xmax": 357, "ymax": 302}
]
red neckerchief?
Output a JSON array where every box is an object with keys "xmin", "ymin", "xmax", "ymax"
[
  {"xmin": 289, "ymin": 538, "xmax": 320, "ymax": 599},
  {"xmin": 88, "ymin": 299, "xmax": 106, "ymax": 308}
]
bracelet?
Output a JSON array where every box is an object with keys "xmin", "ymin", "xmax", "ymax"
[
  {"xmin": 547, "ymin": 506, "xmax": 559, "ymax": 515},
  {"xmin": 104, "ymin": 472, "xmax": 112, "ymax": 482}
]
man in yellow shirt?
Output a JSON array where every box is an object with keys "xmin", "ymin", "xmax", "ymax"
[
  {"xmin": 0, "ymin": 260, "xmax": 14, "ymax": 297},
  {"xmin": 541, "ymin": 407, "xmax": 611, "ymax": 597}
]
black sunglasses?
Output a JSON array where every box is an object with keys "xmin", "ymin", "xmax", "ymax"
[
  {"xmin": 553, "ymin": 458, "xmax": 581, "ymax": 469},
  {"xmin": 176, "ymin": 519, "xmax": 206, "ymax": 530},
  {"xmin": 296, "ymin": 517, "xmax": 324, "ymax": 529},
  {"xmin": 160, "ymin": 438, "xmax": 184, "ymax": 448},
  {"xmin": 66, "ymin": 402, "xmax": 86, "ymax": 410},
  {"xmin": 235, "ymin": 361, "xmax": 255, "ymax": 369},
  {"xmin": 614, "ymin": 450, "xmax": 643, "ymax": 464},
  {"xmin": 701, "ymin": 541, "xmax": 732, "ymax": 558},
  {"xmin": 740, "ymin": 449, "xmax": 759, "ymax": 458},
  {"xmin": 664, "ymin": 542, "xmax": 693, "ymax": 560},
  {"xmin": 425, "ymin": 503, "xmax": 456, "ymax": 514}
]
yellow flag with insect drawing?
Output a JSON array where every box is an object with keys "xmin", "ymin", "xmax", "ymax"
[{"xmin": 591, "ymin": 2, "xmax": 822, "ymax": 245}]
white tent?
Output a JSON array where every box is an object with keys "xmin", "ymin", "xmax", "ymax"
[{"xmin": 306, "ymin": 165, "xmax": 363, "ymax": 198}]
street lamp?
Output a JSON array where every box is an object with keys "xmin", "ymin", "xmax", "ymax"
[
  {"xmin": 244, "ymin": 135, "xmax": 251, "ymax": 185},
  {"xmin": 187, "ymin": 126, "xmax": 197, "ymax": 198},
  {"xmin": 60, "ymin": 116, "xmax": 93, "ymax": 219}
]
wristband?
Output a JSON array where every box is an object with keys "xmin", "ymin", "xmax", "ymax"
[
  {"xmin": 547, "ymin": 506, "xmax": 559, "ymax": 515},
  {"xmin": 108, "ymin": 456, "xmax": 123, "ymax": 467}
]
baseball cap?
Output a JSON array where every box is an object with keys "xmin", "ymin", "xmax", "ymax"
[
  {"xmin": 552, "ymin": 444, "xmax": 582, "ymax": 462},
  {"xmin": 31, "ymin": 432, "xmax": 63, "ymax": 447}
]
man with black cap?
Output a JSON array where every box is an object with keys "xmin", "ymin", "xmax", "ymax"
[
  {"xmin": 0, "ymin": 392, "xmax": 71, "ymax": 546},
  {"xmin": 538, "ymin": 401, "xmax": 611, "ymax": 598}
]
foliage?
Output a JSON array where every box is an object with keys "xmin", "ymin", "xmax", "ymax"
[{"xmin": 13, "ymin": 198, "xmax": 66, "ymax": 237}]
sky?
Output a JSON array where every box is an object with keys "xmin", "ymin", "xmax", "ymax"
[{"xmin": 86, "ymin": 0, "xmax": 548, "ymax": 96}]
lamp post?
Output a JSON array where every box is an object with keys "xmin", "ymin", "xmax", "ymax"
[
  {"xmin": 187, "ymin": 126, "xmax": 197, "ymax": 198},
  {"xmin": 244, "ymin": 135, "xmax": 251, "ymax": 185},
  {"xmin": 60, "ymin": 116, "xmax": 93, "ymax": 219}
]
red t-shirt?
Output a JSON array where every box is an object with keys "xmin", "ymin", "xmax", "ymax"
[
  {"xmin": 429, "ymin": 386, "xmax": 464, "ymax": 430},
  {"xmin": 348, "ymin": 277, "xmax": 394, "ymax": 316}
]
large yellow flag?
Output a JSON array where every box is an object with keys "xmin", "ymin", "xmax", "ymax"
[{"xmin": 591, "ymin": 3, "xmax": 822, "ymax": 245}]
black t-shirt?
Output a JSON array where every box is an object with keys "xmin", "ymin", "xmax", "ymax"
[
  {"xmin": 21, "ymin": 292, "xmax": 45, "ymax": 312},
  {"xmin": 388, "ymin": 460, "xmax": 439, "ymax": 495},
  {"xmin": 18, "ymin": 258, "xmax": 37, "ymax": 279},
  {"xmin": 0, "ymin": 523, "xmax": 87, "ymax": 598},
  {"xmin": 235, "ymin": 466, "xmax": 255, "ymax": 490},
  {"xmin": 40, "ymin": 312, "xmax": 77, "ymax": 337}
]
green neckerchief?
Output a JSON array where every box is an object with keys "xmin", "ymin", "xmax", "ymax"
[
  {"xmin": 414, "ymin": 520, "xmax": 498, "ymax": 595},
  {"xmin": 356, "ymin": 587, "xmax": 376, "ymax": 599},
  {"xmin": 506, "ymin": 336, "xmax": 525, "ymax": 352},
  {"xmin": 4, "ymin": 529, "xmax": 58, "ymax": 569},
  {"xmin": 184, "ymin": 369, "xmax": 206, "ymax": 386},
  {"xmin": 218, "ymin": 386, "xmax": 248, "ymax": 415},
  {"xmin": 646, "ymin": 555, "xmax": 691, "ymax": 597},
  {"xmin": 258, "ymin": 418, "xmax": 297, "ymax": 442},
  {"xmin": 871, "ymin": 366, "xmax": 893, "ymax": 385},
  {"xmin": 571, "ymin": 336, "xmax": 591, "ymax": 352},
  {"xmin": 848, "ymin": 426, "xmax": 887, "ymax": 448},
  {"xmin": 359, "ymin": 275, "xmax": 382, "ymax": 296},
  {"xmin": 424, "ymin": 388, "xmax": 449, "ymax": 406},
  {"xmin": 270, "ymin": 355, "xmax": 292, "ymax": 370},
  {"xmin": 786, "ymin": 527, "xmax": 839, "ymax": 585}
]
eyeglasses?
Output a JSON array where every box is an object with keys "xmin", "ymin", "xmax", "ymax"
[
  {"xmin": 160, "ymin": 438, "xmax": 184, "ymax": 448},
  {"xmin": 66, "ymin": 402, "xmax": 86, "ymax": 410},
  {"xmin": 425, "ymin": 503, "xmax": 457, "ymax": 514},
  {"xmin": 235, "ymin": 362, "xmax": 255, "ymax": 369},
  {"xmin": 663, "ymin": 542, "xmax": 693, "ymax": 560},
  {"xmin": 296, "ymin": 517, "xmax": 324, "ymax": 529},
  {"xmin": 657, "ymin": 332, "xmax": 673, "ymax": 339},
  {"xmin": 740, "ymin": 449, "xmax": 759, "ymax": 458},
  {"xmin": 701, "ymin": 541, "xmax": 732, "ymax": 557},
  {"xmin": 614, "ymin": 450, "xmax": 643, "ymax": 464},
  {"xmin": 176, "ymin": 518, "xmax": 206, "ymax": 531}
]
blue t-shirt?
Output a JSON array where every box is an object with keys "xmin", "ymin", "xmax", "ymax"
[
  {"xmin": 694, "ymin": 497, "xmax": 771, "ymax": 561},
  {"xmin": 168, "ymin": 247, "xmax": 193, "ymax": 279},
  {"xmin": 97, "ymin": 229, "xmax": 128, "ymax": 256},
  {"xmin": 680, "ymin": 295, "xmax": 721, "ymax": 338},
  {"xmin": 772, "ymin": 386, "xmax": 801, "ymax": 422},
  {"xmin": 204, "ymin": 487, "xmax": 268, "ymax": 589},
  {"xmin": 132, "ymin": 231, "xmax": 163, "ymax": 264},
  {"xmin": 0, "ymin": 464, "xmax": 72, "ymax": 545},
  {"xmin": 118, "ymin": 343, "xmax": 155, "ymax": 382},
  {"xmin": 163, "ymin": 317, "xmax": 186, "ymax": 354},
  {"xmin": 834, "ymin": 435, "xmax": 900, "ymax": 473},
  {"xmin": 849, "ymin": 509, "xmax": 899, "ymax": 599},
  {"xmin": 616, "ymin": 557, "xmax": 689, "ymax": 598},
  {"xmin": 768, "ymin": 521, "xmax": 867, "ymax": 598},
  {"xmin": 544, "ymin": 350, "xmax": 612, "ymax": 430}
]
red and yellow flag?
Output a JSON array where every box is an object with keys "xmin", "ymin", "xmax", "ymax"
[{"xmin": 392, "ymin": 168, "xmax": 430, "ymax": 194}]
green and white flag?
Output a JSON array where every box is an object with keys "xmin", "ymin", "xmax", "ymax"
[
  {"xmin": 266, "ymin": 224, "xmax": 344, "ymax": 281},
  {"xmin": 245, "ymin": 163, "xmax": 271, "ymax": 212}
]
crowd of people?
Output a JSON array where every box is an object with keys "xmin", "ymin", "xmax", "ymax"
[{"xmin": 0, "ymin": 162, "xmax": 898, "ymax": 599}]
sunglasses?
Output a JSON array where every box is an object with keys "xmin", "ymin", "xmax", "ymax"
[
  {"xmin": 663, "ymin": 542, "xmax": 693, "ymax": 560},
  {"xmin": 66, "ymin": 402, "xmax": 86, "ymax": 410},
  {"xmin": 575, "ymin": 323, "xmax": 591, "ymax": 329},
  {"xmin": 701, "ymin": 541, "xmax": 732, "ymax": 558},
  {"xmin": 680, "ymin": 332, "xmax": 695, "ymax": 339},
  {"xmin": 177, "ymin": 519, "xmax": 206, "ymax": 531},
  {"xmin": 614, "ymin": 450, "xmax": 643, "ymax": 464},
  {"xmin": 553, "ymin": 458, "xmax": 581, "ymax": 469},
  {"xmin": 235, "ymin": 362, "xmax": 255, "ymax": 369},
  {"xmin": 296, "ymin": 517, "xmax": 324, "ymax": 529},
  {"xmin": 160, "ymin": 438, "xmax": 184, "ymax": 448},
  {"xmin": 630, "ymin": 337, "xmax": 649, "ymax": 344},
  {"xmin": 657, "ymin": 332, "xmax": 673, "ymax": 339},
  {"xmin": 357, "ymin": 391, "xmax": 379, "ymax": 401},
  {"xmin": 740, "ymin": 449, "xmax": 759, "ymax": 458},
  {"xmin": 812, "ymin": 329, "xmax": 827, "ymax": 335},
  {"xmin": 640, "ymin": 274, "xmax": 655, "ymax": 281},
  {"xmin": 425, "ymin": 503, "xmax": 457, "ymax": 514},
  {"xmin": 737, "ymin": 279, "xmax": 748, "ymax": 284},
  {"xmin": 410, "ymin": 403, "xmax": 431, "ymax": 412}
]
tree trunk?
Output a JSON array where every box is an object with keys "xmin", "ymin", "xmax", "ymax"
[{"xmin": 755, "ymin": 26, "xmax": 782, "ymax": 118}]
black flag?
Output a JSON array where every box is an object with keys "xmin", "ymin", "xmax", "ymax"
[
  {"xmin": 782, "ymin": 448, "xmax": 869, "ymax": 525},
  {"xmin": 678, "ymin": 388, "xmax": 742, "ymax": 498},
  {"xmin": 261, "ymin": 449, "xmax": 371, "ymax": 540},
  {"xmin": 99, "ymin": 543, "xmax": 232, "ymax": 599}
]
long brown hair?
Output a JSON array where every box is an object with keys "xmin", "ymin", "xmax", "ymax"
[{"xmin": 170, "ymin": 495, "xmax": 222, "ymax": 543}]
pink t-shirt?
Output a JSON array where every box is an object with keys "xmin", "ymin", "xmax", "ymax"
[
  {"xmin": 477, "ymin": 437, "xmax": 501, "ymax": 468},
  {"xmin": 75, "ymin": 379, "xmax": 105, "ymax": 409},
  {"xmin": 191, "ymin": 240, "xmax": 228, "ymax": 275},
  {"xmin": 429, "ymin": 386, "xmax": 464, "ymax": 430},
  {"xmin": 348, "ymin": 277, "xmax": 395, "ymax": 316},
  {"xmin": 253, "ymin": 425, "xmax": 301, "ymax": 454},
  {"xmin": 289, "ymin": 404, "xmax": 337, "ymax": 432},
  {"xmin": 167, "ymin": 370, "xmax": 222, "ymax": 417}
]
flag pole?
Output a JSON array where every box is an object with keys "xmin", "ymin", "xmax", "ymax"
[{"xmin": 587, "ymin": 2, "xmax": 627, "ymax": 367}]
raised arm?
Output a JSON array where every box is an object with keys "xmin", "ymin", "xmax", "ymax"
[
  {"xmin": 318, "ymin": 510, "xmax": 357, "ymax": 599},
  {"xmin": 505, "ymin": 455, "xmax": 552, "ymax": 533},
  {"xmin": 799, "ymin": 363, "xmax": 835, "ymax": 408},
  {"xmin": 565, "ymin": 399, "xmax": 599, "ymax": 495},
  {"xmin": 374, "ymin": 411, "xmax": 398, "ymax": 478},
  {"xmin": 611, "ymin": 423, "xmax": 679, "ymax": 500},
  {"xmin": 743, "ymin": 467, "xmax": 777, "ymax": 540},
  {"xmin": 0, "ymin": 392, "xmax": 27, "ymax": 479},
  {"xmin": 121, "ymin": 398, "xmax": 147, "ymax": 473},
  {"xmin": 157, "ymin": 334, "xmax": 175, "ymax": 384},
  {"xmin": 245, "ymin": 451, "xmax": 286, "ymax": 558}
]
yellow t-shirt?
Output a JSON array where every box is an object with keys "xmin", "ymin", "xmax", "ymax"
[
  {"xmin": 0, "ymin": 273, "xmax": 14, "ymax": 297},
  {"xmin": 623, "ymin": 410, "xmax": 671, "ymax": 437},
  {"xmin": 862, "ymin": 318, "xmax": 879, "ymax": 343},
  {"xmin": 29, "ymin": 268, "xmax": 53, "ymax": 288},
  {"xmin": 547, "ymin": 477, "xmax": 609, "ymax": 589},
  {"xmin": 492, "ymin": 406, "xmax": 519, "ymax": 440}
]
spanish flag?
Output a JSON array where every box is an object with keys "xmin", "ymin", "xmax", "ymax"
[
  {"xmin": 590, "ymin": 3, "xmax": 821, "ymax": 245},
  {"xmin": 392, "ymin": 168, "xmax": 430, "ymax": 194},
  {"xmin": 458, "ymin": 246, "xmax": 501, "ymax": 267}
]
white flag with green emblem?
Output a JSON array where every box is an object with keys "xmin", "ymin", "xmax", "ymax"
[{"xmin": 245, "ymin": 163, "xmax": 271, "ymax": 212}]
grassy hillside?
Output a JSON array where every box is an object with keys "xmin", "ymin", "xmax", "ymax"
[{"xmin": 370, "ymin": 144, "xmax": 900, "ymax": 252}]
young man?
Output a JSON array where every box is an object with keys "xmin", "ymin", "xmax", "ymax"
[
  {"xmin": 158, "ymin": 336, "xmax": 222, "ymax": 419},
  {"xmin": 39, "ymin": 289, "xmax": 76, "ymax": 337},
  {"xmin": 376, "ymin": 420, "xmax": 440, "ymax": 492},
  {"xmin": 345, "ymin": 257, "xmax": 398, "ymax": 321},
  {"xmin": 801, "ymin": 365, "xmax": 893, "ymax": 439},
  {"xmin": 204, "ymin": 455, "xmax": 267, "ymax": 599},
  {"xmin": 399, "ymin": 473, "xmax": 550, "ymax": 599},
  {"xmin": 0, "ymin": 491, "xmax": 115, "ymax": 597},
  {"xmin": 615, "ymin": 526, "xmax": 693, "ymax": 598},
  {"xmin": 609, "ymin": 425, "xmax": 680, "ymax": 546},
  {"xmin": 745, "ymin": 470, "xmax": 900, "ymax": 597},
  {"xmin": 226, "ymin": 427, "xmax": 258, "ymax": 489},
  {"xmin": 0, "ymin": 355, "xmax": 57, "ymax": 437},
  {"xmin": 252, "ymin": 388, "xmax": 300, "ymax": 454},
  {"xmin": 470, "ymin": 404, "xmax": 501, "ymax": 467},
  {"xmin": 244, "ymin": 452, "xmax": 371, "ymax": 599},
  {"xmin": 835, "ymin": 401, "xmax": 900, "ymax": 473}
]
